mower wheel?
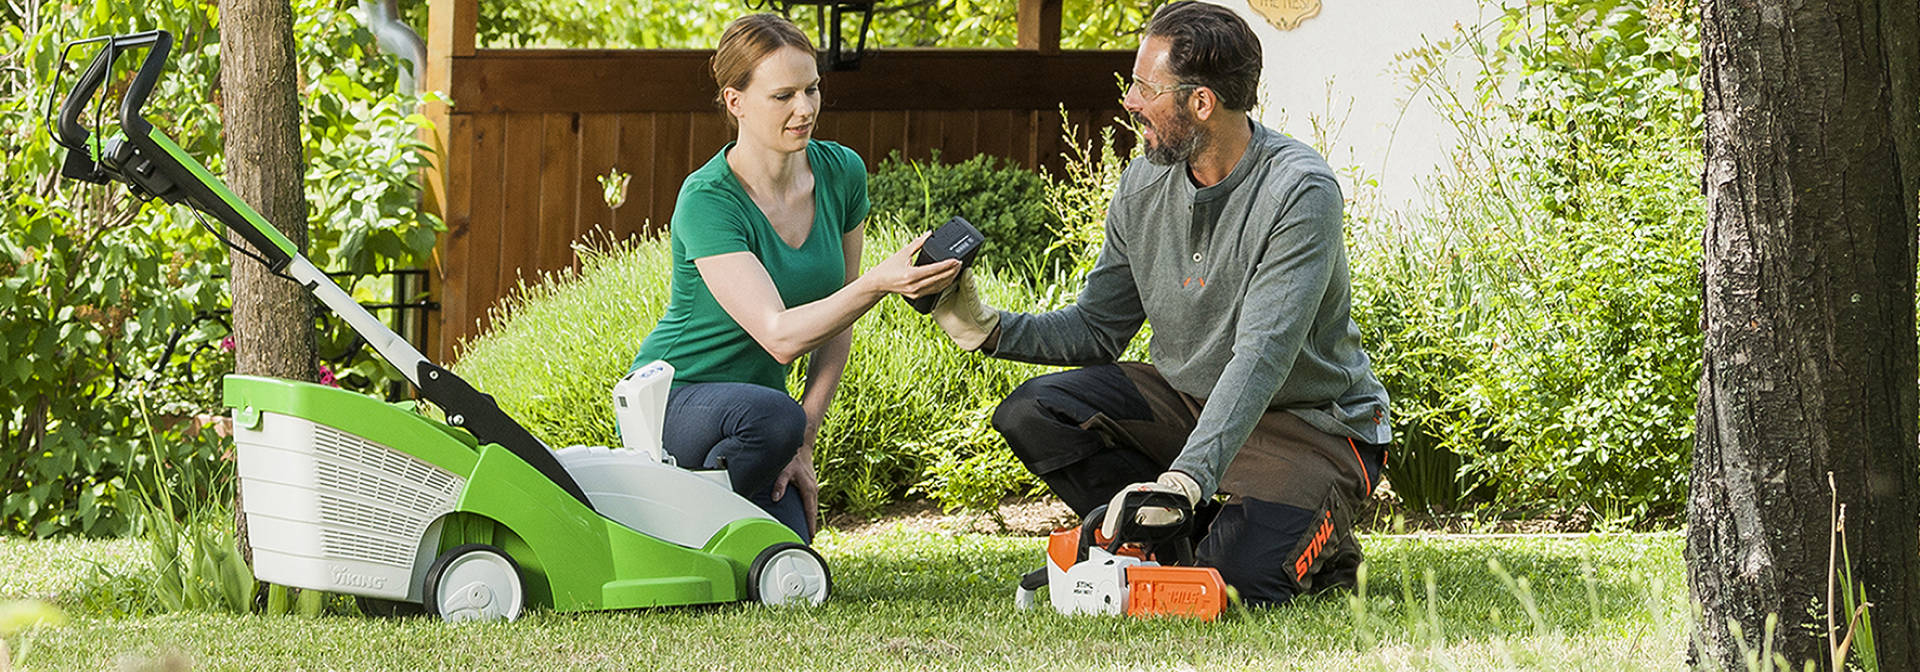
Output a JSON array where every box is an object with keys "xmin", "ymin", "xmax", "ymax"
[
  {"xmin": 423, "ymin": 544, "xmax": 525, "ymax": 622},
  {"xmin": 747, "ymin": 542, "xmax": 830, "ymax": 606}
]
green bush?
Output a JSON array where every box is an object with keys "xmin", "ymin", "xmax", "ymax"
[
  {"xmin": 868, "ymin": 150, "xmax": 1062, "ymax": 277},
  {"xmin": 1350, "ymin": 0, "xmax": 1703, "ymax": 523},
  {"xmin": 796, "ymin": 228, "xmax": 1055, "ymax": 515},
  {"xmin": 452, "ymin": 223, "xmax": 1059, "ymax": 518},
  {"xmin": 1, "ymin": 0, "xmax": 438, "ymax": 537}
]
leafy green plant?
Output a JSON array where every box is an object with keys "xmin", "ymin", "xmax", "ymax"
[
  {"xmin": 868, "ymin": 150, "xmax": 1062, "ymax": 277},
  {"xmin": 798, "ymin": 225, "xmax": 1055, "ymax": 515},
  {"xmin": 454, "ymin": 108, "xmax": 1146, "ymax": 517},
  {"xmin": 1, "ymin": 0, "xmax": 440, "ymax": 537},
  {"xmin": 1349, "ymin": 0, "xmax": 1703, "ymax": 524},
  {"xmin": 906, "ymin": 406, "xmax": 1044, "ymax": 518}
]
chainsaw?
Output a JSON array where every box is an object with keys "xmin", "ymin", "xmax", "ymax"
[{"xmin": 1014, "ymin": 490, "xmax": 1231, "ymax": 620}]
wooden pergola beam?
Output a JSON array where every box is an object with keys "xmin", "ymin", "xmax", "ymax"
[
  {"xmin": 451, "ymin": 49, "xmax": 1126, "ymax": 114},
  {"xmin": 1017, "ymin": 0, "xmax": 1062, "ymax": 53}
]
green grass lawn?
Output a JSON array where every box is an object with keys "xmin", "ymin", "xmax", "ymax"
[{"xmin": 2, "ymin": 528, "xmax": 1686, "ymax": 671}]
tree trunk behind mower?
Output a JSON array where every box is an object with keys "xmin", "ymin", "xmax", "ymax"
[{"xmin": 219, "ymin": 0, "xmax": 313, "ymax": 568}]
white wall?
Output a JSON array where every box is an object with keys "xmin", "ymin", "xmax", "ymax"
[{"xmin": 1212, "ymin": 0, "xmax": 1499, "ymax": 216}]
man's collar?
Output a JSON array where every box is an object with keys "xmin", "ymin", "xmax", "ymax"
[{"xmin": 1189, "ymin": 118, "xmax": 1265, "ymax": 200}]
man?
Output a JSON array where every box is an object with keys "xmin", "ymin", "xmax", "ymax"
[{"xmin": 928, "ymin": 0, "xmax": 1390, "ymax": 607}]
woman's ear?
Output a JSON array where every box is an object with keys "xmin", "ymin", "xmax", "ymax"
[{"xmin": 723, "ymin": 87, "xmax": 745, "ymax": 120}]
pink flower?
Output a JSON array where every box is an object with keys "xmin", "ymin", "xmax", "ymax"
[
  {"xmin": 318, "ymin": 365, "xmax": 339, "ymax": 388},
  {"xmin": 220, "ymin": 335, "xmax": 235, "ymax": 352}
]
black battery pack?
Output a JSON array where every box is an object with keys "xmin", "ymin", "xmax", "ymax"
[{"xmin": 906, "ymin": 215, "xmax": 985, "ymax": 314}]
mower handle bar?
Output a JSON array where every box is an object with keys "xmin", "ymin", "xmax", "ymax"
[{"xmin": 51, "ymin": 30, "xmax": 171, "ymax": 152}]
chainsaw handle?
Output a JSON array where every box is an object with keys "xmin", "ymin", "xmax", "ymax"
[{"xmin": 1079, "ymin": 490, "xmax": 1196, "ymax": 565}]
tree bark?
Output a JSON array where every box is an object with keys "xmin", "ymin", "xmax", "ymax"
[
  {"xmin": 220, "ymin": 0, "xmax": 312, "ymax": 567},
  {"xmin": 1692, "ymin": 0, "xmax": 1920, "ymax": 670}
]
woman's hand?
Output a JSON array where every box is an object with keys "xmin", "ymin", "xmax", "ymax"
[
  {"xmin": 771, "ymin": 444, "xmax": 820, "ymax": 536},
  {"xmin": 860, "ymin": 232, "xmax": 962, "ymax": 298}
]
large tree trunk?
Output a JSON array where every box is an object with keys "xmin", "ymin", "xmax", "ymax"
[
  {"xmin": 1692, "ymin": 0, "xmax": 1920, "ymax": 670},
  {"xmin": 220, "ymin": 0, "xmax": 312, "ymax": 566}
]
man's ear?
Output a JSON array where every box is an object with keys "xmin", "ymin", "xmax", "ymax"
[{"xmin": 1189, "ymin": 86, "xmax": 1218, "ymax": 121}]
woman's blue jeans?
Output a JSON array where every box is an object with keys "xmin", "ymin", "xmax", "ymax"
[{"xmin": 660, "ymin": 382, "xmax": 811, "ymax": 542}]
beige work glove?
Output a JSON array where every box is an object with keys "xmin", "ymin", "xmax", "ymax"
[
  {"xmin": 931, "ymin": 269, "xmax": 1000, "ymax": 351},
  {"xmin": 1098, "ymin": 470, "xmax": 1203, "ymax": 541}
]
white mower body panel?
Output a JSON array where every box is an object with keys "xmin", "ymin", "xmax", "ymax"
[{"xmin": 552, "ymin": 445, "xmax": 771, "ymax": 549}]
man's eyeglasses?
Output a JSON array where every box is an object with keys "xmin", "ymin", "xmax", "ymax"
[{"xmin": 1129, "ymin": 76, "xmax": 1198, "ymax": 101}]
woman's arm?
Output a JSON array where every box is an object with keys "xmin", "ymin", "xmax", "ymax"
[
  {"xmin": 696, "ymin": 225, "xmax": 957, "ymax": 364},
  {"xmin": 769, "ymin": 225, "xmax": 862, "ymax": 536},
  {"xmin": 796, "ymin": 225, "xmax": 862, "ymax": 434}
]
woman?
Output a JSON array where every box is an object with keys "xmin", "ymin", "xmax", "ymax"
[{"xmin": 631, "ymin": 13, "xmax": 960, "ymax": 542}]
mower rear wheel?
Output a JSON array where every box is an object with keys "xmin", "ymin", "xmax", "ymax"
[
  {"xmin": 423, "ymin": 544, "xmax": 525, "ymax": 622},
  {"xmin": 747, "ymin": 542, "xmax": 830, "ymax": 606}
]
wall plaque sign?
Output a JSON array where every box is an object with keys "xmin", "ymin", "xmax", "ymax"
[{"xmin": 1249, "ymin": 0, "xmax": 1323, "ymax": 30}]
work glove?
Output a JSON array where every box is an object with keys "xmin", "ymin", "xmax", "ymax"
[
  {"xmin": 1099, "ymin": 470, "xmax": 1203, "ymax": 541},
  {"xmin": 931, "ymin": 269, "xmax": 1000, "ymax": 351}
]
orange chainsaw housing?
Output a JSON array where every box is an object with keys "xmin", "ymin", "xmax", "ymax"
[{"xmin": 1124, "ymin": 565, "xmax": 1228, "ymax": 621}]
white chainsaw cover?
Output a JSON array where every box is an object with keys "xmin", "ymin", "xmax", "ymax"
[{"xmin": 1057, "ymin": 547, "xmax": 1151, "ymax": 616}]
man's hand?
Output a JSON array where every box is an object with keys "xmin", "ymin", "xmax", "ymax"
[
  {"xmin": 931, "ymin": 270, "xmax": 1000, "ymax": 351},
  {"xmin": 1098, "ymin": 471, "xmax": 1203, "ymax": 540},
  {"xmin": 771, "ymin": 446, "xmax": 820, "ymax": 537}
]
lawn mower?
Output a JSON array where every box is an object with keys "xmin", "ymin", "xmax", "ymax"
[
  {"xmin": 1014, "ymin": 490, "xmax": 1230, "ymax": 620},
  {"xmin": 49, "ymin": 30, "xmax": 829, "ymax": 621}
]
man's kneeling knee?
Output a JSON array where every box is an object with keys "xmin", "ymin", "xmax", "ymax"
[{"xmin": 1197, "ymin": 494, "xmax": 1363, "ymax": 608}]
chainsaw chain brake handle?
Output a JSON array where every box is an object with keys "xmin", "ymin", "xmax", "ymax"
[{"xmin": 1078, "ymin": 490, "xmax": 1197, "ymax": 566}]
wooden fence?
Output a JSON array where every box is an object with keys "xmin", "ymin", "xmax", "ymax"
[{"xmin": 425, "ymin": 48, "xmax": 1134, "ymax": 359}]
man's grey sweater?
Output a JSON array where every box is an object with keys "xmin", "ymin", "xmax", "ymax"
[{"xmin": 992, "ymin": 120, "xmax": 1391, "ymax": 498}]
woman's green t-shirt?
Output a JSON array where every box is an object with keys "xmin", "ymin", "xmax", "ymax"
[{"xmin": 631, "ymin": 140, "xmax": 870, "ymax": 391}]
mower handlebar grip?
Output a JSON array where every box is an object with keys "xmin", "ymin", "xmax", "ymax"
[{"xmin": 52, "ymin": 30, "xmax": 171, "ymax": 149}]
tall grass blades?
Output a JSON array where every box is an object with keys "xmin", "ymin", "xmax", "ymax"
[
  {"xmin": 451, "ymin": 231, "xmax": 675, "ymax": 449},
  {"xmin": 123, "ymin": 385, "xmax": 253, "ymax": 616}
]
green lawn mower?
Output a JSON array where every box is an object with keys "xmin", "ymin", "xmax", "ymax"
[{"xmin": 49, "ymin": 30, "xmax": 829, "ymax": 621}]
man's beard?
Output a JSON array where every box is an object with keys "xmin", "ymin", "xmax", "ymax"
[{"xmin": 1134, "ymin": 107, "xmax": 1209, "ymax": 166}]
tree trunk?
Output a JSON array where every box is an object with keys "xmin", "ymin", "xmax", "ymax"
[
  {"xmin": 220, "ymin": 0, "xmax": 312, "ymax": 567},
  {"xmin": 1692, "ymin": 0, "xmax": 1920, "ymax": 670}
]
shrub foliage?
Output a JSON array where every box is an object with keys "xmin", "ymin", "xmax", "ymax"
[
  {"xmin": 1, "ymin": 0, "xmax": 438, "ymax": 537},
  {"xmin": 868, "ymin": 150, "xmax": 1062, "ymax": 276},
  {"xmin": 451, "ymin": 225, "xmax": 1054, "ymax": 518},
  {"xmin": 1350, "ymin": 0, "xmax": 1703, "ymax": 522}
]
